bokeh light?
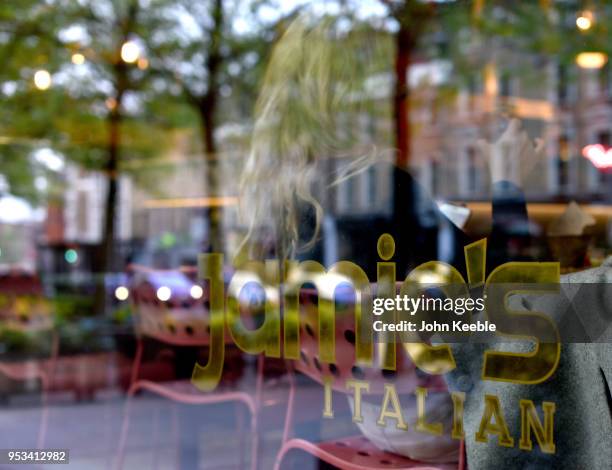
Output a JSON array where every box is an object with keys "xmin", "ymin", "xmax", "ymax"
[
  {"xmin": 34, "ymin": 70, "xmax": 52, "ymax": 90},
  {"xmin": 156, "ymin": 286, "xmax": 171, "ymax": 301},
  {"xmin": 576, "ymin": 52, "xmax": 608, "ymax": 69},
  {"xmin": 190, "ymin": 285, "xmax": 204, "ymax": 299},
  {"xmin": 71, "ymin": 53, "xmax": 85, "ymax": 65},
  {"xmin": 137, "ymin": 57, "xmax": 149, "ymax": 70},
  {"xmin": 115, "ymin": 286, "xmax": 129, "ymax": 301},
  {"xmin": 576, "ymin": 10, "xmax": 594, "ymax": 31},
  {"xmin": 121, "ymin": 41, "xmax": 140, "ymax": 63},
  {"xmin": 64, "ymin": 249, "xmax": 78, "ymax": 264},
  {"xmin": 576, "ymin": 17, "xmax": 591, "ymax": 30}
]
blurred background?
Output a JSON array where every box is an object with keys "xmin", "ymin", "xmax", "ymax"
[{"xmin": 0, "ymin": 0, "xmax": 611, "ymax": 469}]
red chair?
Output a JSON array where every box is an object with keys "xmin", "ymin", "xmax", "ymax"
[
  {"xmin": 275, "ymin": 286, "xmax": 466, "ymax": 470},
  {"xmin": 114, "ymin": 266, "xmax": 264, "ymax": 470}
]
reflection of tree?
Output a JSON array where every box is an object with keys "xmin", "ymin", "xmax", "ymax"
[
  {"xmin": 382, "ymin": 0, "xmax": 434, "ymax": 168},
  {"xmin": 0, "ymin": 2, "xmax": 183, "ymax": 321},
  {"xmin": 2, "ymin": 0, "xmax": 610, "ymax": 267},
  {"xmin": 1, "ymin": 0, "xmax": 178, "ymax": 277},
  {"xmin": 1, "ymin": 0, "xmax": 281, "ymax": 271},
  {"xmin": 99, "ymin": 0, "xmax": 139, "ymax": 276},
  {"xmin": 380, "ymin": 0, "xmax": 612, "ymax": 171},
  {"xmin": 0, "ymin": 1, "xmax": 67, "ymax": 203},
  {"xmin": 144, "ymin": 0, "xmax": 279, "ymax": 254},
  {"xmin": 55, "ymin": 0, "xmax": 175, "ymax": 276},
  {"xmin": 167, "ymin": 0, "xmax": 227, "ymax": 254}
]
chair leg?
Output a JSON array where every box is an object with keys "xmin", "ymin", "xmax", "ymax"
[
  {"xmin": 458, "ymin": 439, "xmax": 466, "ymax": 470},
  {"xmin": 129, "ymin": 339, "xmax": 143, "ymax": 387},
  {"xmin": 36, "ymin": 373, "xmax": 50, "ymax": 449},
  {"xmin": 281, "ymin": 367, "xmax": 296, "ymax": 445},
  {"xmin": 152, "ymin": 401, "xmax": 161, "ymax": 470},
  {"xmin": 114, "ymin": 384, "xmax": 139, "ymax": 470},
  {"xmin": 274, "ymin": 367, "xmax": 296, "ymax": 470},
  {"xmin": 116, "ymin": 380, "xmax": 260, "ymax": 470},
  {"xmin": 249, "ymin": 407, "xmax": 258, "ymax": 470},
  {"xmin": 236, "ymin": 402, "xmax": 246, "ymax": 469},
  {"xmin": 36, "ymin": 390, "xmax": 49, "ymax": 449},
  {"xmin": 235, "ymin": 400, "xmax": 259, "ymax": 470},
  {"xmin": 115, "ymin": 337, "xmax": 145, "ymax": 470},
  {"xmin": 171, "ymin": 401, "xmax": 179, "ymax": 468}
]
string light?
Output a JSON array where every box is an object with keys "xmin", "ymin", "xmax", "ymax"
[
  {"xmin": 190, "ymin": 285, "xmax": 204, "ymax": 299},
  {"xmin": 576, "ymin": 10, "xmax": 594, "ymax": 31},
  {"xmin": 137, "ymin": 57, "xmax": 149, "ymax": 70},
  {"xmin": 71, "ymin": 53, "xmax": 85, "ymax": 65},
  {"xmin": 156, "ymin": 286, "xmax": 171, "ymax": 301},
  {"xmin": 115, "ymin": 286, "xmax": 129, "ymax": 301},
  {"xmin": 121, "ymin": 41, "xmax": 140, "ymax": 63},
  {"xmin": 34, "ymin": 70, "xmax": 52, "ymax": 90}
]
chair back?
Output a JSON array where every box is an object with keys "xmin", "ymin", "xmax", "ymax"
[
  {"xmin": 293, "ymin": 284, "xmax": 447, "ymax": 395},
  {"xmin": 129, "ymin": 266, "xmax": 211, "ymax": 347}
]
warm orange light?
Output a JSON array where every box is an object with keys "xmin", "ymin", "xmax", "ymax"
[
  {"xmin": 576, "ymin": 10, "xmax": 594, "ymax": 31},
  {"xmin": 509, "ymin": 97, "xmax": 554, "ymax": 120},
  {"xmin": 137, "ymin": 57, "xmax": 149, "ymax": 70},
  {"xmin": 105, "ymin": 97, "xmax": 117, "ymax": 110},
  {"xmin": 143, "ymin": 196, "xmax": 239, "ymax": 209},
  {"xmin": 576, "ymin": 52, "xmax": 608, "ymax": 69},
  {"xmin": 484, "ymin": 63, "xmax": 498, "ymax": 96}
]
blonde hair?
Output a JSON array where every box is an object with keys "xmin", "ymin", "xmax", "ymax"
[{"xmin": 239, "ymin": 15, "xmax": 388, "ymax": 260}]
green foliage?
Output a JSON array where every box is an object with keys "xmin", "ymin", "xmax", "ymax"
[
  {"xmin": 0, "ymin": 0, "xmax": 282, "ymax": 208},
  {"xmin": 111, "ymin": 303, "xmax": 132, "ymax": 325},
  {"xmin": 0, "ymin": 327, "xmax": 54, "ymax": 358},
  {"xmin": 11, "ymin": 1, "xmax": 607, "ymax": 207},
  {"xmin": 444, "ymin": 1, "xmax": 612, "ymax": 68},
  {"xmin": 53, "ymin": 294, "xmax": 96, "ymax": 320},
  {"xmin": 0, "ymin": 1, "xmax": 68, "ymax": 200},
  {"xmin": 0, "ymin": 0, "xmax": 182, "ymax": 204}
]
